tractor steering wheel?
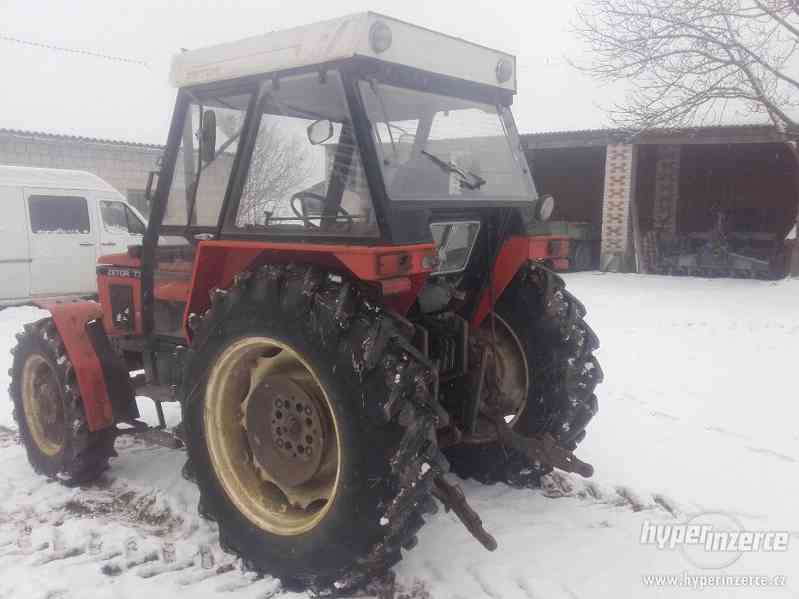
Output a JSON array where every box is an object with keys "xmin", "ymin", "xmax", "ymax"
[{"xmin": 290, "ymin": 191, "xmax": 353, "ymax": 230}]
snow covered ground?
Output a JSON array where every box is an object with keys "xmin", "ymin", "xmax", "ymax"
[{"xmin": 0, "ymin": 273, "xmax": 797, "ymax": 598}]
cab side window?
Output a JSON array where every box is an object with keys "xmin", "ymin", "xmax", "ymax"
[
  {"xmin": 101, "ymin": 201, "xmax": 145, "ymax": 235},
  {"xmin": 28, "ymin": 195, "xmax": 90, "ymax": 234}
]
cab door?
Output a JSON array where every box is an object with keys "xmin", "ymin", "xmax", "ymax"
[
  {"xmin": 25, "ymin": 189, "xmax": 98, "ymax": 296},
  {"xmin": 97, "ymin": 198, "xmax": 146, "ymax": 254}
]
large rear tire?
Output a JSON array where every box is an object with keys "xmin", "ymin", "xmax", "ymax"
[
  {"xmin": 9, "ymin": 318, "xmax": 116, "ymax": 485},
  {"xmin": 181, "ymin": 265, "xmax": 448, "ymax": 592},
  {"xmin": 446, "ymin": 267, "xmax": 602, "ymax": 487}
]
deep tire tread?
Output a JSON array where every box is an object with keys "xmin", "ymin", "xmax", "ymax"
[
  {"xmin": 446, "ymin": 266, "xmax": 601, "ymax": 487},
  {"xmin": 182, "ymin": 264, "xmax": 447, "ymax": 593},
  {"xmin": 9, "ymin": 317, "xmax": 115, "ymax": 486}
]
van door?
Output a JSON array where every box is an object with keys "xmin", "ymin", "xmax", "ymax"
[
  {"xmin": 25, "ymin": 189, "xmax": 98, "ymax": 296},
  {"xmin": 98, "ymin": 198, "xmax": 146, "ymax": 254},
  {"xmin": 0, "ymin": 185, "xmax": 31, "ymax": 302}
]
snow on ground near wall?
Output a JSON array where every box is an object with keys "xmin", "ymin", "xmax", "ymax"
[{"xmin": 0, "ymin": 274, "xmax": 797, "ymax": 598}]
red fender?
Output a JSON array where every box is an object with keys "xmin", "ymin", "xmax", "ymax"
[
  {"xmin": 33, "ymin": 299, "xmax": 114, "ymax": 431},
  {"xmin": 183, "ymin": 240, "xmax": 436, "ymax": 337},
  {"xmin": 471, "ymin": 235, "xmax": 569, "ymax": 328}
]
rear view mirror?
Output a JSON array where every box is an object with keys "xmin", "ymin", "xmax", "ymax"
[
  {"xmin": 144, "ymin": 169, "xmax": 159, "ymax": 207},
  {"xmin": 307, "ymin": 119, "xmax": 334, "ymax": 145},
  {"xmin": 201, "ymin": 110, "xmax": 217, "ymax": 163}
]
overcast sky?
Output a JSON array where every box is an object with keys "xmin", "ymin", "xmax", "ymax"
[{"xmin": 1, "ymin": 0, "xmax": 621, "ymax": 145}]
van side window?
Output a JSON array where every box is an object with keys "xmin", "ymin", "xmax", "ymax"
[
  {"xmin": 101, "ymin": 201, "xmax": 145, "ymax": 235},
  {"xmin": 28, "ymin": 195, "xmax": 90, "ymax": 234}
]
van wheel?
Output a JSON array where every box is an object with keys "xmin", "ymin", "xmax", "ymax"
[{"xmin": 9, "ymin": 318, "xmax": 116, "ymax": 485}]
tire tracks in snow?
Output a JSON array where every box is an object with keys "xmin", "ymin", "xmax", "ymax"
[
  {"xmin": 538, "ymin": 471, "xmax": 685, "ymax": 520},
  {"xmin": 0, "ymin": 442, "xmax": 280, "ymax": 598}
]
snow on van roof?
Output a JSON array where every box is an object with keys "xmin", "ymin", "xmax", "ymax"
[
  {"xmin": 0, "ymin": 165, "xmax": 120, "ymax": 193},
  {"xmin": 170, "ymin": 12, "xmax": 516, "ymax": 92}
]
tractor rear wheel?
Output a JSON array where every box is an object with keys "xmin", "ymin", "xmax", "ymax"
[
  {"xmin": 9, "ymin": 318, "xmax": 116, "ymax": 485},
  {"xmin": 181, "ymin": 265, "xmax": 447, "ymax": 591},
  {"xmin": 446, "ymin": 267, "xmax": 602, "ymax": 487}
]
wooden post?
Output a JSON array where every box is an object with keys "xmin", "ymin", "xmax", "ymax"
[
  {"xmin": 630, "ymin": 192, "xmax": 646, "ymax": 273},
  {"xmin": 788, "ymin": 223, "xmax": 799, "ymax": 276},
  {"xmin": 783, "ymin": 141, "xmax": 799, "ymax": 277}
]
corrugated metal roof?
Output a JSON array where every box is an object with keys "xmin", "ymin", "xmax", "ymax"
[
  {"xmin": 0, "ymin": 127, "xmax": 164, "ymax": 150},
  {"xmin": 524, "ymin": 123, "xmax": 777, "ymax": 137},
  {"xmin": 520, "ymin": 123, "xmax": 793, "ymax": 149}
]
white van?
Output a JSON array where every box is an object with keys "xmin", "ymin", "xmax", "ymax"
[{"xmin": 0, "ymin": 165, "xmax": 147, "ymax": 306}]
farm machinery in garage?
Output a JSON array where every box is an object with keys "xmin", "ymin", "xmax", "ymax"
[
  {"xmin": 9, "ymin": 14, "xmax": 602, "ymax": 591},
  {"xmin": 643, "ymin": 209, "xmax": 785, "ymax": 278}
]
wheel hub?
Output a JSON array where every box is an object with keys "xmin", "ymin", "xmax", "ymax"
[
  {"xmin": 246, "ymin": 376, "xmax": 325, "ymax": 488},
  {"xmin": 204, "ymin": 336, "xmax": 340, "ymax": 535},
  {"xmin": 471, "ymin": 313, "xmax": 529, "ymax": 433}
]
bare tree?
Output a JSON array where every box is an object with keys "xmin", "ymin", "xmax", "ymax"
[
  {"xmin": 575, "ymin": 0, "xmax": 799, "ymax": 134},
  {"xmin": 575, "ymin": 0, "xmax": 799, "ymax": 271},
  {"xmin": 231, "ymin": 118, "xmax": 315, "ymax": 226}
]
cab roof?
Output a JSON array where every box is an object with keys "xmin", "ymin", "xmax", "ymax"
[
  {"xmin": 169, "ymin": 12, "xmax": 516, "ymax": 93},
  {"xmin": 0, "ymin": 165, "xmax": 120, "ymax": 193}
]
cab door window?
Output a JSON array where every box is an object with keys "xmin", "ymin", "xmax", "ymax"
[
  {"xmin": 232, "ymin": 72, "xmax": 377, "ymax": 237},
  {"xmin": 162, "ymin": 91, "xmax": 253, "ymax": 228}
]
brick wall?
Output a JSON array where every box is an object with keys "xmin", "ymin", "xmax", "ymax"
[{"xmin": 0, "ymin": 130, "xmax": 163, "ymax": 214}]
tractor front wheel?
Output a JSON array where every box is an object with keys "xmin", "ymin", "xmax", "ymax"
[
  {"xmin": 446, "ymin": 267, "xmax": 602, "ymax": 487},
  {"xmin": 181, "ymin": 265, "xmax": 447, "ymax": 591},
  {"xmin": 9, "ymin": 318, "xmax": 116, "ymax": 485}
]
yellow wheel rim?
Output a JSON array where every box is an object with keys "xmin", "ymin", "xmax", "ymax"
[
  {"xmin": 21, "ymin": 353, "xmax": 65, "ymax": 456},
  {"xmin": 204, "ymin": 336, "xmax": 341, "ymax": 536}
]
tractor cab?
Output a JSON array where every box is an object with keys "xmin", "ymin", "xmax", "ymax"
[{"xmin": 114, "ymin": 13, "xmax": 554, "ymax": 341}]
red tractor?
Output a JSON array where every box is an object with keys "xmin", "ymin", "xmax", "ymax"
[{"xmin": 9, "ymin": 14, "xmax": 601, "ymax": 591}]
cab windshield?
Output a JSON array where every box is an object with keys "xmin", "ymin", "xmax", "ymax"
[{"xmin": 360, "ymin": 81, "xmax": 533, "ymax": 201}]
